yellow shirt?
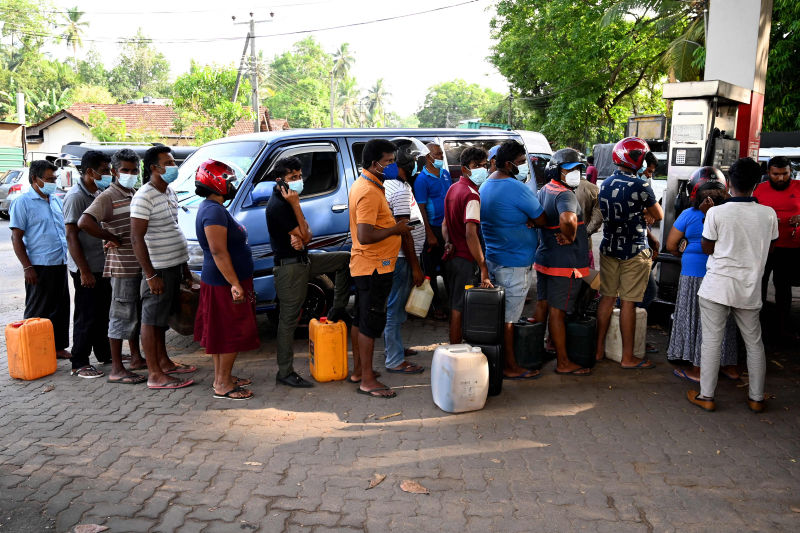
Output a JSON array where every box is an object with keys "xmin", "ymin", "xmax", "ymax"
[{"xmin": 348, "ymin": 171, "xmax": 401, "ymax": 276}]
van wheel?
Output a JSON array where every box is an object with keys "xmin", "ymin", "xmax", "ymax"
[{"xmin": 266, "ymin": 275, "xmax": 335, "ymax": 329}]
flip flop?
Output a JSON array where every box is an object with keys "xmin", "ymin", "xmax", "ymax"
[
  {"xmin": 107, "ymin": 374, "xmax": 146, "ymax": 385},
  {"xmin": 148, "ymin": 378, "xmax": 194, "ymax": 390},
  {"xmin": 386, "ymin": 363, "xmax": 424, "ymax": 374},
  {"xmin": 404, "ymin": 348, "xmax": 418, "ymax": 357},
  {"xmin": 646, "ymin": 343, "xmax": 659, "ymax": 354},
  {"xmin": 128, "ymin": 362, "xmax": 148, "ymax": 371},
  {"xmin": 554, "ymin": 367, "xmax": 593, "ymax": 376},
  {"xmin": 213, "ymin": 385, "xmax": 253, "ymax": 400},
  {"xmin": 622, "ymin": 360, "xmax": 656, "ymax": 370},
  {"xmin": 504, "ymin": 369, "xmax": 542, "ymax": 380},
  {"xmin": 356, "ymin": 386, "xmax": 396, "ymax": 398},
  {"xmin": 164, "ymin": 363, "xmax": 197, "ymax": 374},
  {"xmin": 209, "ymin": 376, "xmax": 252, "ymax": 389},
  {"xmin": 347, "ymin": 371, "xmax": 381, "ymax": 383},
  {"xmin": 673, "ymin": 368, "xmax": 700, "ymax": 383}
]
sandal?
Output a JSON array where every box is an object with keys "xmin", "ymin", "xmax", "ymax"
[
  {"xmin": 209, "ymin": 376, "xmax": 252, "ymax": 389},
  {"xmin": 356, "ymin": 386, "xmax": 396, "ymax": 398},
  {"xmin": 164, "ymin": 363, "xmax": 197, "ymax": 374},
  {"xmin": 107, "ymin": 374, "xmax": 146, "ymax": 384},
  {"xmin": 554, "ymin": 367, "xmax": 592, "ymax": 376},
  {"xmin": 347, "ymin": 371, "xmax": 381, "ymax": 383},
  {"xmin": 621, "ymin": 359, "xmax": 656, "ymax": 370},
  {"xmin": 148, "ymin": 378, "xmax": 194, "ymax": 390},
  {"xmin": 386, "ymin": 363, "xmax": 424, "ymax": 374},
  {"xmin": 213, "ymin": 385, "xmax": 253, "ymax": 400},
  {"xmin": 504, "ymin": 369, "xmax": 542, "ymax": 380},
  {"xmin": 70, "ymin": 366, "xmax": 104, "ymax": 379}
]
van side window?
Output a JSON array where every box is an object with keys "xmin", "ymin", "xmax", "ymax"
[
  {"xmin": 263, "ymin": 143, "xmax": 339, "ymax": 198},
  {"xmin": 443, "ymin": 140, "xmax": 503, "ymax": 181},
  {"xmin": 351, "ymin": 138, "xmax": 435, "ymax": 175}
]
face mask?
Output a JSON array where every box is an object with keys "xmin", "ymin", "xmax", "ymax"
[
  {"xmin": 411, "ymin": 161, "xmax": 418, "ymax": 176},
  {"xmin": 381, "ymin": 162, "xmax": 399, "ymax": 180},
  {"xmin": 468, "ymin": 167, "xmax": 488, "ymax": 187},
  {"xmin": 516, "ymin": 163, "xmax": 529, "ymax": 181},
  {"xmin": 117, "ymin": 173, "xmax": 138, "ymax": 189},
  {"xmin": 38, "ymin": 180, "xmax": 56, "ymax": 196},
  {"xmin": 432, "ymin": 158, "xmax": 445, "ymax": 170},
  {"xmin": 223, "ymin": 181, "xmax": 238, "ymax": 201},
  {"xmin": 637, "ymin": 164, "xmax": 646, "ymax": 177},
  {"xmin": 95, "ymin": 174, "xmax": 113, "ymax": 190},
  {"xmin": 161, "ymin": 165, "xmax": 179, "ymax": 184},
  {"xmin": 564, "ymin": 170, "xmax": 581, "ymax": 188},
  {"xmin": 287, "ymin": 180, "xmax": 304, "ymax": 194}
]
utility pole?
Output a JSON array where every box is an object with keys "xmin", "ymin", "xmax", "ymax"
[
  {"xmin": 507, "ymin": 89, "xmax": 513, "ymax": 128},
  {"xmin": 233, "ymin": 11, "xmax": 274, "ymax": 133},
  {"xmin": 329, "ymin": 70, "xmax": 335, "ymax": 128}
]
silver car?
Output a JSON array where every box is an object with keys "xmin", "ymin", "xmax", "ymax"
[{"xmin": 0, "ymin": 168, "xmax": 28, "ymax": 219}]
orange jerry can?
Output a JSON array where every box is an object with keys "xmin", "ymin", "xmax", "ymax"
[
  {"xmin": 308, "ymin": 317, "xmax": 348, "ymax": 382},
  {"xmin": 5, "ymin": 318, "xmax": 57, "ymax": 380}
]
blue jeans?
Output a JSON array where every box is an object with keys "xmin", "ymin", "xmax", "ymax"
[
  {"xmin": 487, "ymin": 260, "xmax": 531, "ymax": 323},
  {"xmin": 383, "ymin": 257, "xmax": 412, "ymax": 369}
]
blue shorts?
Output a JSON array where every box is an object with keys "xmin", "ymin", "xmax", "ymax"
[{"xmin": 487, "ymin": 261, "xmax": 531, "ymax": 323}]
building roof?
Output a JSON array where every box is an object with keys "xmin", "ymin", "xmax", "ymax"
[{"xmin": 27, "ymin": 104, "xmax": 289, "ymax": 140}]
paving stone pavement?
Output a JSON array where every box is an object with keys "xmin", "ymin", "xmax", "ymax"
[{"xmin": 1, "ymin": 221, "xmax": 799, "ymax": 532}]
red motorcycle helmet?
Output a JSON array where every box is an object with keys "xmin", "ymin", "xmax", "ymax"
[
  {"xmin": 687, "ymin": 166, "xmax": 726, "ymax": 200},
  {"xmin": 612, "ymin": 137, "xmax": 650, "ymax": 172},
  {"xmin": 195, "ymin": 159, "xmax": 236, "ymax": 197}
]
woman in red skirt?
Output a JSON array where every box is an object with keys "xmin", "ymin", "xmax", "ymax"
[{"xmin": 194, "ymin": 160, "xmax": 260, "ymax": 400}]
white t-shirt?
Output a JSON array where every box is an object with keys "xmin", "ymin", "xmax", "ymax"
[
  {"xmin": 130, "ymin": 182, "xmax": 189, "ymax": 269},
  {"xmin": 698, "ymin": 199, "xmax": 778, "ymax": 309},
  {"xmin": 384, "ymin": 178, "xmax": 426, "ymax": 257}
]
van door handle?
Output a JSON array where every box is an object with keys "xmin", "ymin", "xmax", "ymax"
[{"xmin": 331, "ymin": 204, "xmax": 348, "ymax": 213}]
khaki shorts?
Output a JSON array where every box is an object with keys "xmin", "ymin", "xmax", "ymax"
[{"xmin": 599, "ymin": 250, "xmax": 652, "ymax": 302}]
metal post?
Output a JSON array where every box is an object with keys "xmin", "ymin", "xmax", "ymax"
[
  {"xmin": 16, "ymin": 92, "xmax": 25, "ymax": 125},
  {"xmin": 232, "ymin": 33, "xmax": 250, "ymax": 103},
  {"xmin": 249, "ymin": 15, "xmax": 260, "ymax": 133},
  {"xmin": 507, "ymin": 91, "xmax": 513, "ymax": 128}
]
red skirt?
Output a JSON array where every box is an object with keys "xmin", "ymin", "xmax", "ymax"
[{"xmin": 194, "ymin": 278, "xmax": 260, "ymax": 354}]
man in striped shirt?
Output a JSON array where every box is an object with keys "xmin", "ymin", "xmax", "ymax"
[
  {"xmin": 80, "ymin": 149, "xmax": 147, "ymax": 384},
  {"xmin": 130, "ymin": 146, "xmax": 195, "ymax": 390}
]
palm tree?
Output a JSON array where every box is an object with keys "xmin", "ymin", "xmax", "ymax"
[
  {"xmin": 337, "ymin": 77, "xmax": 360, "ymax": 127},
  {"xmin": 60, "ymin": 7, "xmax": 88, "ymax": 67},
  {"xmin": 366, "ymin": 78, "xmax": 390, "ymax": 127},
  {"xmin": 329, "ymin": 43, "xmax": 354, "ymax": 126}
]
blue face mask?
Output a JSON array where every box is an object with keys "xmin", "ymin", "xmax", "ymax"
[
  {"xmin": 95, "ymin": 174, "xmax": 113, "ymax": 190},
  {"xmin": 432, "ymin": 159, "xmax": 445, "ymax": 170},
  {"xmin": 38, "ymin": 180, "xmax": 57, "ymax": 196},
  {"xmin": 117, "ymin": 173, "xmax": 138, "ymax": 189},
  {"xmin": 516, "ymin": 163, "xmax": 530, "ymax": 181},
  {"xmin": 287, "ymin": 180, "xmax": 304, "ymax": 194},
  {"xmin": 411, "ymin": 161, "xmax": 418, "ymax": 176},
  {"xmin": 382, "ymin": 162, "xmax": 399, "ymax": 180},
  {"xmin": 161, "ymin": 165, "xmax": 179, "ymax": 184},
  {"xmin": 468, "ymin": 167, "xmax": 489, "ymax": 187}
]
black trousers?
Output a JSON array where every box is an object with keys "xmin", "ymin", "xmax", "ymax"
[
  {"xmin": 70, "ymin": 271, "xmax": 112, "ymax": 369},
  {"xmin": 24, "ymin": 265, "xmax": 70, "ymax": 351},
  {"xmin": 421, "ymin": 224, "xmax": 449, "ymax": 312},
  {"xmin": 763, "ymin": 247, "xmax": 800, "ymax": 317}
]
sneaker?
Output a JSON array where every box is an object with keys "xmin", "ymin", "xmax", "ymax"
[{"xmin": 70, "ymin": 366, "xmax": 104, "ymax": 379}]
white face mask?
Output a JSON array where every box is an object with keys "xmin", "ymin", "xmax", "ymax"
[{"xmin": 564, "ymin": 169, "xmax": 581, "ymax": 188}]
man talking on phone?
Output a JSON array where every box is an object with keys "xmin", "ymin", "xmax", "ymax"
[{"xmin": 265, "ymin": 156, "xmax": 351, "ymax": 388}]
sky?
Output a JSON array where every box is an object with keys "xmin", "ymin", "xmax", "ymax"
[{"xmin": 43, "ymin": 0, "xmax": 510, "ymax": 117}]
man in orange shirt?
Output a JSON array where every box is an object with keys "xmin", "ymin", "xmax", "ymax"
[{"xmin": 349, "ymin": 139, "xmax": 411, "ymax": 398}]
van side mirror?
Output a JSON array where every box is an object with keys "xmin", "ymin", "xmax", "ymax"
[{"xmin": 250, "ymin": 181, "xmax": 276, "ymax": 206}]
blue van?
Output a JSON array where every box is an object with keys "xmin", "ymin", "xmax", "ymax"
[{"xmin": 173, "ymin": 128, "xmax": 535, "ymax": 320}]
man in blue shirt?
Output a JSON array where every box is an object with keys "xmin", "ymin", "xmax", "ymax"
[
  {"xmin": 595, "ymin": 137, "xmax": 663, "ymax": 368},
  {"xmin": 481, "ymin": 140, "xmax": 546, "ymax": 379},
  {"xmin": 10, "ymin": 160, "xmax": 71, "ymax": 359},
  {"xmin": 414, "ymin": 142, "xmax": 451, "ymax": 319}
]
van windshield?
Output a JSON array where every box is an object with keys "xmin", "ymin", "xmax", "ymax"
[{"xmin": 172, "ymin": 141, "xmax": 266, "ymax": 200}]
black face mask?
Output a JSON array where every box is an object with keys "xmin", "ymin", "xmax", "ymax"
[
  {"xmin": 769, "ymin": 178, "xmax": 791, "ymax": 191},
  {"xmin": 223, "ymin": 181, "xmax": 238, "ymax": 201}
]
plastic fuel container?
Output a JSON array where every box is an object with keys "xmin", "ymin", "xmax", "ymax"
[
  {"xmin": 514, "ymin": 318, "xmax": 546, "ymax": 370},
  {"xmin": 308, "ymin": 317, "xmax": 348, "ymax": 382},
  {"xmin": 431, "ymin": 344, "xmax": 489, "ymax": 413},
  {"xmin": 405, "ymin": 276, "xmax": 434, "ymax": 318},
  {"xmin": 604, "ymin": 308, "xmax": 647, "ymax": 363},
  {"xmin": 565, "ymin": 317, "xmax": 597, "ymax": 369},
  {"xmin": 5, "ymin": 318, "xmax": 57, "ymax": 380},
  {"xmin": 469, "ymin": 343, "xmax": 503, "ymax": 396},
  {"xmin": 462, "ymin": 286, "xmax": 505, "ymax": 345}
]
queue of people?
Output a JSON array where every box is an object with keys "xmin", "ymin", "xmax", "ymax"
[{"xmin": 8, "ymin": 139, "xmax": 793, "ymax": 411}]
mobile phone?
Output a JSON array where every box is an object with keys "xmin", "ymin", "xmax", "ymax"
[
  {"xmin": 276, "ymin": 178, "xmax": 289, "ymax": 193},
  {"xmin": 407, "ymin": 218, "xmax": 422, "ymax": 227}
]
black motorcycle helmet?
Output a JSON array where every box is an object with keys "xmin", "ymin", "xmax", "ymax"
[{"xmin": 545, "ymin": 148, "xmax": 585, "ymax": 181}]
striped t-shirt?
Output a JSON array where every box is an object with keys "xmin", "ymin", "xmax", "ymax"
[
  {"xmin": 83, "ymin": 182, "xmax": 141, "ymax": 278},
  {"xmin": 384, "ymin": 178, "xmax": 425, "ymax": 257},
  {"xmin": 129, "ymin": 182, "xmax": 189, "ymax": 269}
]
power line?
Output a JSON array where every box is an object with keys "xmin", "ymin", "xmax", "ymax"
[
  {"xmin": 0, "ymin": 1, "xmax": 332, "ymax": 16},
  {"xmin": 0, "ymin": 0, "xmax": 479, "ymax": 44}
]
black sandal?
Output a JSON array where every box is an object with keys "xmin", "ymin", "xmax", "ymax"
[{"xmin": 213, "ymin": 385, "xmax": 253, "ymax": 400}]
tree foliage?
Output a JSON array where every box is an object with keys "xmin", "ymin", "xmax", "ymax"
[
  {"xmin": 490, "ymin": 0, "xmax": 680, "ymax": 148},
  {"xmin": 108, "ymin": 29, "xmax": 171, "ymax": 101},
  {"xmin": 172, "ymin": 62, "xmax": 253, "ymax": 145},
  {"xmin": 763, "ymin": 0, "xmax": 800, "ymax": 131},
  {"xmin": 417, "ymin": 80, "xmax": 505, "ymax": 128},
  {"xmin": 87, "ymin": 109, "xmax": 157, "ymax": 143}
]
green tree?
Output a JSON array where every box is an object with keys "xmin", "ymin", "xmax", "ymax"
[
  {"xmin": 71, "ymin": 85, "xmax": 115, "ymax": 104},
  {"xmin": 76, "ymin": 49, "xmax": 110, "ymax": 87},
  {"xmin": 108, "ymin": 29, "xmax": 171, "ymax": 101},
  {"xmin": 59, "ymin": 6, "xmax": 88, "ymax": 67},
  {"xmin": 417, "ymin": 80, "xmax": 505, "ymax": 128},
  {"xmin": 763, "ymin": 0, "xmax": 800, "ymax": 131},
  {"xmin": 336, "ymin": 76, "xmax": 360, "ymax": 127},
  {"xmin": 366, "ymin": 78, "xmax": 390, "ymax": 127},
  {"xmin": 265, "ymin": 37, "xmax": 333, "ymax": 128},
  {"xmin": 172, "ymin": 62, "xmax": 254, "ymax": 145},
  {"xmin": 87, "ymin": 109, "xmax": 126, "ymax": 141},
  {"xmin": 491, "ymin": 0, "xmax": 681, "ymax": 148}
]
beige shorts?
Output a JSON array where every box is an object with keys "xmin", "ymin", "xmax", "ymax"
[{"xmin": 599, "ymin": 250, "xmax": 653, "ymax": 302}]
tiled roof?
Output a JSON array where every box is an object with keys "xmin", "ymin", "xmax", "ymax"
[{"xmin": 41, "ymin": 104, "xmax": 289, "ymax": 139}]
